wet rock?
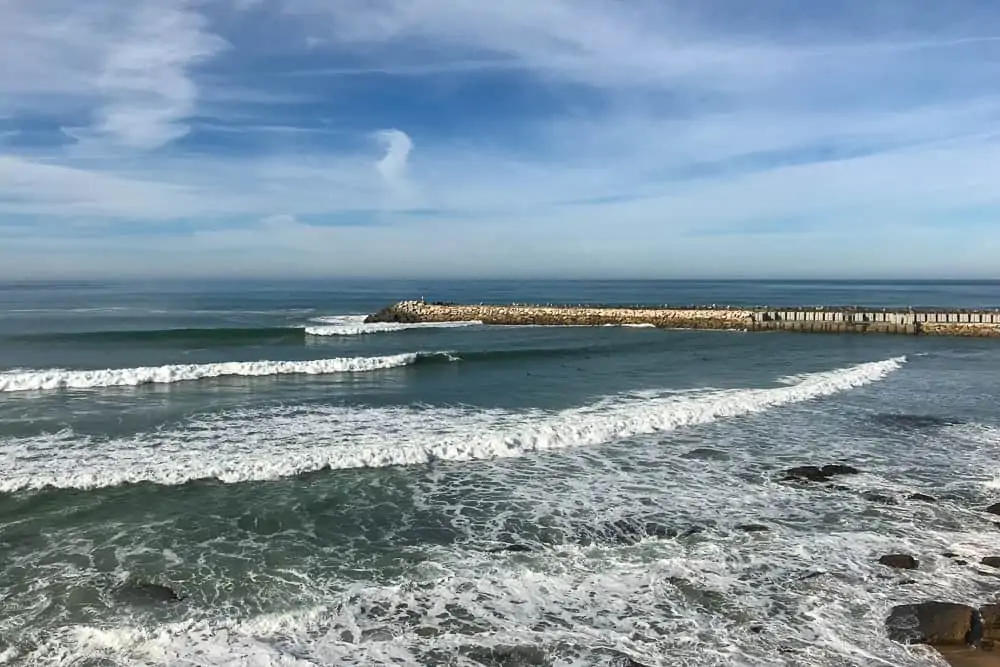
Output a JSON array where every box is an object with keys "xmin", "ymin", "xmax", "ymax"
[
  {"xmin": 680, "ymin": 447, "xmax": 730, "ymax": 461},
  {"xmin": 862, "ymin": 491, "xmax": 897, "ymax": 505},
  {"xmin": 608, "ymin": 655, "xmax": 651, "ymax": 667},
  {"xmin": 986, "ymin": 503, "xmax": 1000, "ymax": 516},
  {"xmin": 872, "ymin": 414, "xmax": 959, "ymax": 430},
  {"xmin": 113, "ymin": 581, "xmax": 184, "ymax": 605},
  {"xmin": 489, "ymin": 543, "xmax": 534, "ymax": 553},
  {"xmin": 782, "ymin": 464, "xmax": 860, "ymax": 483},
  {"xmin": 880, "ymin": 554, "xmax": 919, "ymax": 570},
  {"xmin": 886, "ymin": 601, "xmax": 981, "ymax": 646},
  {"xmin": 783, "ymin": 466, "xmax": 829, "ymax": 482},
  {"xmin": 736, "ymin": 524, "xmax": 770, "ymax": 533},
  {"xmin": 944, "ymin": 552, "xmax": 962, "ymax": 558},
  {"xmin": 909, "ymin": 493, "xmax": 938, "ymax": 503},
  {"xmin": 981, "ymin": 557, "xmax": 1000, "ymax": 569},
  {"xmin": 956, "ymin": 560, "xmax": 969, "ymax": 566},
  {"xmin": 461, "ymin": 644, "xmax": 551, "ymax": 666},
  {"xmin": 821, "ymin": 464, "xmax": 860, "ymax": 477}
]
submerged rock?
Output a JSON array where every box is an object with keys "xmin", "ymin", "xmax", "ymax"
[
  {"xmin": 909, "ymin": 493, "xmax": 938, "ymax": 503},
  {"xmin": 986, "ymin": 503, "xmax": 1000, "ymax": 516},
  {"xmin": 862, "ymin": 491, "xmax": 898, "ymax": 505},
  {"xmin": 113, "ymin": 581, "xmax": 184, "ymax": 605},
  {"xmin": 735, "ymin": 524, "xmax": 770, "ymax": 533},
  {"xmin": 489, "ymin": 543, "xmax": 534, "ymax": 553},
  {"xmin": 886, "ymin": 602, "xmax": 981, "ymax": 646},
  {"xmin": 981, "ymin": 557, "xmax": 1000, "ymax": 569},
  {"xmin": 879, "ymin": 554, "xmax": 919, "ymax": 570}
]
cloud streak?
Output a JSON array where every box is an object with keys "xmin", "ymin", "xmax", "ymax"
[{"xmin": 2, "ymin": 0, "xmax": 1000, "ymax": 278}]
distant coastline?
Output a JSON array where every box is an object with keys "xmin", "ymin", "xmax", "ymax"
[{"xmin": 367, "ymin": 300, "xmax": 1000, "ymax": 337}]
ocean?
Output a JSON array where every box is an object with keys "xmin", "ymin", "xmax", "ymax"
[{"xmin": 1, "ymin": 279, "xmax": 998, "ymax": 666}]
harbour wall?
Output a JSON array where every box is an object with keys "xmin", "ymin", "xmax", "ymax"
[{"xmin": 366, "ymin": 301, "xmax": 1000, "ymax": 337}]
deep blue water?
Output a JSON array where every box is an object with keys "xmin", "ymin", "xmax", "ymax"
[{"xmin": 0, "ymin": 280, "xmax": 998, "ymax": 666}]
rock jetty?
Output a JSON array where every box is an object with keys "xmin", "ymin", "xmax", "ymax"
[{"xmin": 365, "ymin": 301, "xmax": 1000, "ymax": 337}]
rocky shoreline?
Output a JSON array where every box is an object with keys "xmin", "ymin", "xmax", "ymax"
[{"xmin": 366, "ymin": 301, "xmax": 1000, "ymax": 337}]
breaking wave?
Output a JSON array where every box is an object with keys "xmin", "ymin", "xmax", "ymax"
[
  {"xmin": 0, "ymin": 356, "xmax": 905, "ymax": 491},
  {"xmin": 304, "ymin": 315, "xmax": 482, "ymax": 336},
  {"xmin": 0, "ymin": 352, "xmax": 449, "ymax": 393}
]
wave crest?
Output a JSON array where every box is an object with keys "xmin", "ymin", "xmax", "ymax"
[
  {"xmin": 0, "ymin": 352, "xmax": 445, "ymax": 393},
  {"xmin": 0, "ymin": 357, "xmax": 905, "ymax": 491}
]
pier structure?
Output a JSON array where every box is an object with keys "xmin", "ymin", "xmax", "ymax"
[{"xmin": 366, "ymin": 301, "xmax": 1000, "ymax": 337}]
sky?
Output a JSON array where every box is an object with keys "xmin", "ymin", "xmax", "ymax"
[{"xmin": 2, "ymin": 0, "xmax": 1000, "ymax": 280}]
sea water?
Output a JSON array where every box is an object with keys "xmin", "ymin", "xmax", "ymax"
[{"xmin": 0, "ymin": 279, "xmax": 998, "ymax": 666}]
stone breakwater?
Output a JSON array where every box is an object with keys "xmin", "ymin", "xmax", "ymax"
[{"xmin": 366, "ymin": 301, "xmax": 1000, "ymax": 337}]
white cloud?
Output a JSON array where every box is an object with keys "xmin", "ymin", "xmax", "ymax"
[
  {"xmin": 374, "ymin": 129, "xmax": 413, "ymax": 185},
  {"xmin": 2, "ymin": 0, "xmax": 1000, "ymax": 277},
  {"xmin": 90, "ymin": 3, "xmax": 228, "ymax": 149},
  {"xmin": 0, "ymin": 0, "xmax": 226, "ymax": 150}
]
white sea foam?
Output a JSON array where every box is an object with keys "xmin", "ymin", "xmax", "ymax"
[
  {"xmin": 304, "ymin": 314, "xmax": 482, "ymax": 336},
  {"xmin": 0, "ymin": 357, "xmax": 905, "ymax": 491},
  {"xmin": 0, "ymin": 352, "xmax": 438, "ymax": 393}
]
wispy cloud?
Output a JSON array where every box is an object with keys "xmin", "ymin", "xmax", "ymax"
[{"xmin": 2, "ymin": 0, "xmax": 1000, "ymax": 278}]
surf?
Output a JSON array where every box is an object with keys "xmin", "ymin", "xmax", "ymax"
[
  {"xmin": 0, "ymin": 356, "xmax": 905, "ymax": 491},
  {"xmin": 0, "ymin": 352, "xmax": 449, "ymax": 393}
]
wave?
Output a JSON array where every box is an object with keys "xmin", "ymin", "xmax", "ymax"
[
  {"xmin": 0, "ymin": 356, "xmax": 906, "ymax": 491},
  {"xmin": 11, "ymin": 326, "xmax": 305, "ymax": 346},
  {"xmin": 0, "ymin": 352, "xmax": 448, "ymax": 393},
  {"xmin": 305, "ymin": 315, "xmax": 482, "ymax": 336}
]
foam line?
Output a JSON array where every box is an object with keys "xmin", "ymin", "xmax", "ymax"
[
  {"xmin": 0, "ymin": 357, "xmax": 905, "ymax": 491},
  {"xmin": 0, "ymin": 353, "xmax": 437, "ymax": 392},
  {"xmin": 305, "ymin": 315, "xmax": 482, "ymax": 336}
]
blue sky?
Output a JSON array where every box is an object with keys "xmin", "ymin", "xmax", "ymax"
[{"xmin": 2, "ymin": 0, "xmax": 1000, "ymax": 279}]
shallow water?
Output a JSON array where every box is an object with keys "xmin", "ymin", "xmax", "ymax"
[{"xmin": 1, "ymin": 280, "xmax": 999, "ymax": 666}]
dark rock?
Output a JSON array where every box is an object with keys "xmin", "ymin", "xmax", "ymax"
[
  {"xmin": 820, "ymin": 464, "xmax": 860, "ymax": 477},
  {"xmin": 749, "ymin": 625, "xmax": 764, "ymax": 634},
  {"xmin": 886, "ymin": 602, "xmax": 981, "ymax": 646},
  {"xmin": 986, "ymin": 503, "xmax": 1000, "ymax": 516},
  {"xmin": 608, "ymin": 655, "xmax": 651, "ymax": 667},
  {"xmin": 981, "ymin": 557, "xmax": 1000, "ymax": 569},
  {"xmin": 489, "ymin": 543, "xmax": 533, "ymax": 553},
  {"xmin": 880, "ymin": 554, "xmax": 919, "ymax": 570},
  {"xmin": 909, "ymin": 493, "xmax": 937, "ymax": 503},
  {"xmin": 736, "ymin": 524, "xmax": 770, "ymax": 533},
  {"xmin": 680, "ymin": 447, "xmax": 730, "ymax": 461},
  {"xmin": 783, "ymin": 466, "xmax": 829, "ymax": 482},
  {"xmin": 872, "ymin": 414, "xmax": 959, "ymax": 430},
  {"xmin": 955, "ymin": 560, "xmax": 969, "ymax": 566},
  {"xmin": 862, "ymin": 491, "xmax": 897, "ymax": 505},
  {"xmin": 782, "ymin": 464, "xmax": 860, "ymax": 483},
  {"xmin": 113, "ymin": 581, "xmax": 184, "ymax": 605},
  {"xmin": 944, "ymin": 552, "xmax": 961, "ymax": 558}
]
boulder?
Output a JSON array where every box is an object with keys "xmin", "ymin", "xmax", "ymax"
[
  {"xmin": 783, "ymin": 465, "xmax": 828, "ymax": 482},
  {"xmin": 782, "ymin": 464, "xmax": 860, "ymax": 483},
  {"xmin": 821, "ymin": 464, "xmax": 860, "ymax": 476},
  {"xmin": 862, "ymin": 491, "xmax": 898, "ymax": 505},
  {"xmin": 880, "ymin": 554, "xmax": 919, "ymax": 570},
  {"xmin": 987, "ymin": 503, "xmax": 1000, "ymax": 516},
  {"xmin": 981, "ymin": 557, "xmax": 1000, "ymax": 569},
  {"xmin": 886, "ymin": 602, "xmax": 981, "ymax": 646}
]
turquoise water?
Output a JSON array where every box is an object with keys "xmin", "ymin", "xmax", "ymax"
[{"xmin": 1, "ymin": 280, "xmax": 999, "ymax": 666}]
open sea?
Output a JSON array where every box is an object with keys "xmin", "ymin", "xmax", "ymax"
[{"xmin": 1, "ymin": 279, "xmax": 999, "ymax": 667}]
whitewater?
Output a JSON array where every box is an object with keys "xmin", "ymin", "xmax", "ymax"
[
  {"xmin": 0, "ymin": 352, "xmax": 442, "ymax": 392},
  {"xmin": 0, "ymin": 357, "xmax": 904, "ymax": 491}
]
